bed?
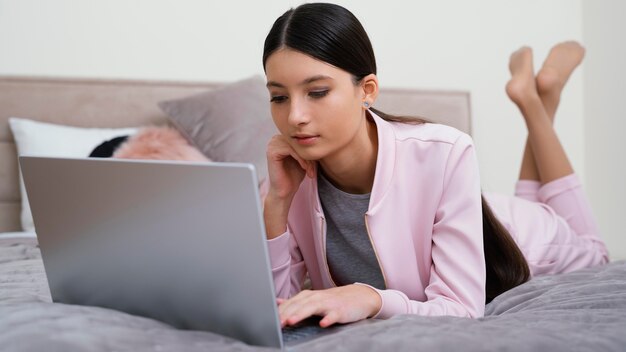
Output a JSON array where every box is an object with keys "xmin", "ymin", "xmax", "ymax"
[{"xmin": 1, "ymin": 76, "xmax": 625, "ymax": 351}]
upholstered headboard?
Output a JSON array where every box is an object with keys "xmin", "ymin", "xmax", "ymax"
[{"xmin": 0, "ymin": 75, "xmax": 471, "ymax": 232}]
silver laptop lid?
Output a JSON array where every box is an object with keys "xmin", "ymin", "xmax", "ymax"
[{"xmin": 20, "ymin": 156, "xmax": 284, "ymax": 348}]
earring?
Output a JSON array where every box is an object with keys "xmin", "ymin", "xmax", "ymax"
[{"xmin": 363, "ymin": 101, "xmax": 370, "ymax": 108}]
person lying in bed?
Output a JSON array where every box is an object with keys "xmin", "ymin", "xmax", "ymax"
[{"xmin": 261, "ymin": 2, "xmax": 609, "ymax": 328}]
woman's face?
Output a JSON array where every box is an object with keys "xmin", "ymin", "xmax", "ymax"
[{"xmin": 264, "ymin": 48, "xmax": 366, "ymax": 161}]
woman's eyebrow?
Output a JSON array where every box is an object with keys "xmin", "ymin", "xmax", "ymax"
[{"xmin": 266, "ymin": 75, "xmax": 333, "ymax": 88}]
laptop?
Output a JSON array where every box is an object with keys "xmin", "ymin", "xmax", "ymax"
[{"xmin": 19, "ymin": 156, "xmax": 375, "ymax": 349}]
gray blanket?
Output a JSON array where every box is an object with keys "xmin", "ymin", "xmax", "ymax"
[{"xmin": 1, "ymin": 237, "xmax": 625, "ymax": 352}]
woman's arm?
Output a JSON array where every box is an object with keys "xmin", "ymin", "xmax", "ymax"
[
  {"xmin": 266, "ymin": 226, "xmax": 308, "ymax": 299},
  {"xmin": 263, "ymin": 135, "xmax": 315, "ymax": 298}
]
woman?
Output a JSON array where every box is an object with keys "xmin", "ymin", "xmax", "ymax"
[{"xmin": 262, "ymin": 3, "xmax": 609, "ymax": 328}]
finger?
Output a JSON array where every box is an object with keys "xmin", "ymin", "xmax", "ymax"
[
  {"xmin": 271, "ymin": 138, "xmax": 313, "ymax": 177},
  {"xmin": 288, "ymin": 150, "xmax": 310, "ymax": 173},
  {"xmin": 279, "ymin": 298, "xmax": 306, "ymax": 325},
  {"xmin": 285, "ymin": 310, "xmax": 316, "ymax": 327},
  {"xmin": 276, "ymin": 298, "xmax": 286, "ymax": 305},
  {"xmin": 278, "ymin": 298, "xmax": 298, "ymax": 326},
  {"xmin": 319, "ymin": 311, "xmax": 341, "ymax": 328},
  {"xmin": 271, "ymin": 146, "xmax": 305, "ymax": 171},
  {"xmin": 279, "ymin": 303, "xmax": 312, "ymax": 327},
  {"xmin": 279, "ymin": 295, "xmax": 321, "ymax": 326}
]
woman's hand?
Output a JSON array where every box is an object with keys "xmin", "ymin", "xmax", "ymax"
[
  {"xmin": 276, "ymin": 284, "xmax": 382, "ymax": 328},
  {"xmin": 263, "ymin": 135, "xmax": 315, "ymax": 239},
  {"xmin": 266, "ymin": 135, "xmax": 315, "ymax": 200}
]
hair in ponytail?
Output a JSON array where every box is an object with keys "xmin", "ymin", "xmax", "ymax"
[{"xmin": 481, "ymin": 195, "xmax": 530, "ymax": 302}]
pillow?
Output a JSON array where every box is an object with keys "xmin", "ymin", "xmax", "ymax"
[
  {"xmin": 8, "ymin": 117, "xmax": 139, "ymax": 232},
  {"xmin": 158, "ymin": 75, "xmax": 277, "ymax": 184}
]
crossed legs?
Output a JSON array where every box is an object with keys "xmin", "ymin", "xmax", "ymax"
[
  {"xmin": 504, "ymin": 42, "xmax": 609, "ymax": 268},
  {"xmin": 506, "ymin": 42, "xmax": 585, "ymax": 185}
]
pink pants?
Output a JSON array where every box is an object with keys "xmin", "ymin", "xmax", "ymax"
[{"xmin": 486, "ymin": 173, "xmax": 609, "ymax": 278}]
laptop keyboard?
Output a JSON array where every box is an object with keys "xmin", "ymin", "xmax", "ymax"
[{"xmin": 282, "ymin": 316, "xmax": 328, "ymax": 343}]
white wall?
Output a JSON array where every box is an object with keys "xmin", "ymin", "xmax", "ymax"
[
  {"xmin": 582, "ymin": 0, "xmax": 626, "ymax": 260},
  {"xmin": 0, "ymin": 0, "xmax": 586, "ymax": 194},
  {"xmin": 2, "ymin": 0, "xmax": 620, "ymax": 258}
]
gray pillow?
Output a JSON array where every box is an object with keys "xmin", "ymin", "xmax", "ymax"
[{"xmin": 158, "ymin": 75, "xmax": 277, "ymax": 183}]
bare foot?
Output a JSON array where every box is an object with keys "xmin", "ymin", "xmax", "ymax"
[
  {"xmin": 506, "ymin": 46, "xmax": 540, "ymax": 108},
  {"xmin": 535, "ymin": 41, "xmax": 585, "ymax": 120}
]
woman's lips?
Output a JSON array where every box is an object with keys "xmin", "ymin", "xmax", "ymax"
[{"xmin": 293, "ymin": 135, "xmax": 320, "ymax": 145}]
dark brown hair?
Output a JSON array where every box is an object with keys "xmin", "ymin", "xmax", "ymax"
[{"xmin": 263, "ymin": 2, "xmax": 530, "ymax": 303}]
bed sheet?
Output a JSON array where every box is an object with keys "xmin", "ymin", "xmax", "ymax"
[{"xmin": 1, "ymin": 237, "xmax": 625, "ymax": 352}]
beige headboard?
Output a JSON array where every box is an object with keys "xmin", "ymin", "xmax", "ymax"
[{"xmin": 0, "ymin": 75, "xmax": 471, "ymax": 232}]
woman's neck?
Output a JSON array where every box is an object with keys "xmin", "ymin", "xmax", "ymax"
[{"xmin": 318, "ymin": 115, "xmax": 378, "ymax": 194}]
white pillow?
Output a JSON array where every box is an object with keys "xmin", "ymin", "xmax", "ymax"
[{"xmin": 8, "ymin": 117, "xmax": 139, "ymax": 232}]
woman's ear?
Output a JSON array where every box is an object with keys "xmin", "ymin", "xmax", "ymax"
[{"xmin": 360, "ymin": 74, "xmax": 379, "ymax": 108}]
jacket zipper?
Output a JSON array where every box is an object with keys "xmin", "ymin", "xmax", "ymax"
[
  {"xmin": 320, "ymin": 217, "xmax": 337, "ymax": 287},
  {"xmin": 364, "ymin": 215, "xmax": 389, "ymax": 288}
]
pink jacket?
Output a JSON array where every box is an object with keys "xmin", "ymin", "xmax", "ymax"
[{"xmin": 267, "ymin": 111, "xmax": 485, "ymax": 319}]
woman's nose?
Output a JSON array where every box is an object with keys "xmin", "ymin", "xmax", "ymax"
[{"xmin": 288, "ymin": 99, "xmax": 310, "ymax": 126}]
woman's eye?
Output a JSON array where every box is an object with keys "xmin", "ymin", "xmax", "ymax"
[
  {"xmin": 309, "ymin": 90, "xmax": 329, "ymax": 98},
  {"xmin": 270, "ymin": 95, "xmax": 287, "ymax": 104}
]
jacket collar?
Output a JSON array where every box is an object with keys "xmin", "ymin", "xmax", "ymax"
[{"xmin": 309, "ymin": 109, "xmax": 396, "ymax": 216}]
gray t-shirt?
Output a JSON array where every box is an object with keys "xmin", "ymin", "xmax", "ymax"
[{"xmin": 317, "ymin": 171, "xmax": 386, "ymax": 290}]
